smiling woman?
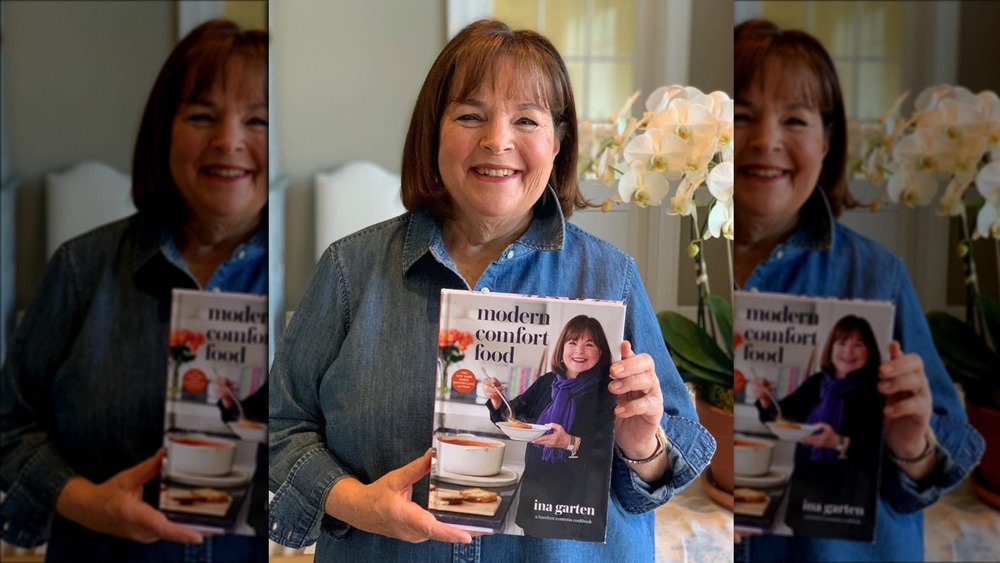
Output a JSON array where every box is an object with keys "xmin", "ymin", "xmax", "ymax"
[{"xmin": 267, "ymin": 18, "xmax": 713, "ymax": 563}]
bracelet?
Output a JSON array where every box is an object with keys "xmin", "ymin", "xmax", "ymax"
[
  {"xmin": 889, "ymin": 428, "xmax": 937, "ymax": 465},
  {"xmin": 566, "ymin": 436, "xmax": 581, "ymax": 459},
  {"xmin": 616, "ymin": 427, "xmax": 668, "ymax": 465}
]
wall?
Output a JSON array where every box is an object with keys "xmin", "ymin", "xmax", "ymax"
[
  {"xmin": 272, "ymin": 0, "xmax": 446, "ymax": 312},
  {"xmin": 3, "ymin": 1, "xmax": 175, "ymax": 311}
]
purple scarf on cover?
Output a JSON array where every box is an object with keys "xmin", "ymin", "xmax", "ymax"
[
  {"xmin": 806, "ymin": 372, "xmax": 865, "ymax": 462},
  {"xmin": 534, "ymin": 366, "xmax": 603, "ymax": 462}
]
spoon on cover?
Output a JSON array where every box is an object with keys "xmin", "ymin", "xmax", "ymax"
[{"xmin": 481, "ymin": 367, "xmax": 520, "ymax": 425}]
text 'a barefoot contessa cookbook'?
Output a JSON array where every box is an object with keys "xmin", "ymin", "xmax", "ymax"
[
  {"xmin": 160, "ymin": 289, "xmax": 268, "ymax": 535},
  {"xmin": 429, "ymin": 289, "xmax": 626, "ymax": 542},
  {"xmin": 733, "ymin": 290, "xmax": 894, "ymax": 542}
]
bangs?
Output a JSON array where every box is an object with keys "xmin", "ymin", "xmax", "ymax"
[
  {"xmin": 182, "ymin": 35, "xmax": 267, "ymax": 103},
  {"xmin": 448, "ymin": 48, "xmax": 553, "ymax": 110}
]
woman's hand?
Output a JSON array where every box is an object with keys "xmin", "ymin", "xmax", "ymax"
[
  {"xmin": 532, "ymin": 423, "xmax": 570, "ymax": 449},
  {"xmin": 482, "ymin": 376, "xmax": 505, "ymax": 410},
  {"xmin": 800, "ymin": 422, "xmax": 839, "ymax": 450},
  {"xmin": 324, "ymin": 449, "xmax": 472, "ymax": 544},
  {"xmin": 212, "ymin": 377, "xmax": 237, "ymax": 409},
  {"xmin": 879, "ymin": 341, "xmax": 936, "ymax": 479},
  {"xmin": 55, "ymin": 449, "xmax": 204, "ymax": 544},
  {"xmin": 609, "ymin": 341, "xmax": 667, "ymax": 481},
  {"xmin": 751, "ymin": 377, "xmax": 774, "ymax": 408}
]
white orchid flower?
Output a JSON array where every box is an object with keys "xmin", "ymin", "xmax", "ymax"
[
  {"xmin": 622, "ymin": 128, "xmax": 689, "ymax": 178},
  {"xmin": 707, "ymin": 161, "xmax": 734, "ymax": 203},
  {"xmin": 976, "ymin": 203, "xmax": 1000, "ymax": 239},
  {"xmin": 937, "ymin": 172, "xmax": 975, "ymax": 216},
  {"xmin": 706, "ymin": 197, "xmax": 734, "ymax": 240},
  {"xmin": 892, "ymin": 127, "xmax": 957, "ymax": 175},
  {"xmin": 886, "ymin": 164, "xmax": 938, "ymax": 207},
  {"xmin": 618, "ymin": 160, "xmax": 669, "ymax": 208},
  {"xmin": 648, "ymin": 98, "xmax": 718, "ymax": 150}
]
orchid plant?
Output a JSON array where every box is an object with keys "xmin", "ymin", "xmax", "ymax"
[
  {"xmin": 580, "ymin": 85, "xmax": 735, "ymax": 412},
  {"xmin": 848, "ymin": 84, "xmax": 1000, "ymax": 409}
]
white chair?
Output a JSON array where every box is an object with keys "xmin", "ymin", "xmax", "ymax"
[
  {"xmin": 313, "ymin": 160, "xmax": 405, "ymax": 262},
  {"xmin": 45, "ymin": 161, "xmax": 135, "ymax": 257}
]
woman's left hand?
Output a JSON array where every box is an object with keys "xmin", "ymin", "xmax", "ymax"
[
  {"xmin": 800, "ymin": 422, "xmax": 839, "ymax": 449},
  {"xmin": 609, "ymin": 341, "xmax": 663, "ymax": 460},
  {"xmin": 532, "ymin": 423, "xmax": 570, "ymax": 448},
  {"xmin": 878, "ymin": 341, "xmax": 933, "ymax": 460}
]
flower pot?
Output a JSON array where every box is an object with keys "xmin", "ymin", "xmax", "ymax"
[
  {"xmin": 967, "ymin": 401, "xmax": 1000, "ymax": 494},
  {"xmin": 696, "ymin": 398, "xmax": 734, "ymax": 494}
]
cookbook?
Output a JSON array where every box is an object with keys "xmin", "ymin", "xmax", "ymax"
[
  {"xmin": 159, "ymin": 289, "xmax": 268, "ymax": 535},
  {"xmin": 733, "ymin": 290, "xmax": 894, "ymax": 542},
  {"xmin": 428, "ymin": 289, "xmax": 626, "ymax": 542}
]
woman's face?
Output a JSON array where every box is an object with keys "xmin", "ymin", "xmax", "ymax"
[
  {"xmin": 734, "ymin": 58, "xmax": 829, "ymax": 232},
  {"xmin": 437, "ymin": 58, "xmax": 560, "ymax": 231},
  {"xmin": 562, "ymin": 331, "xmax": 600, "ymax": 378},
  {"xmin": 170, "ymin": 61, "xmax": 267, "ymax": 230},
  {"xmin": 831, "ymin": 331, "xmax": 870, "ymax": 378}
]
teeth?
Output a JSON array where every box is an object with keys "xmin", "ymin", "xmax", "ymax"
[
  {"xmin": 745, "ymin": 168, "xmax": 784, "ymax": 178},
  {"xmin": 206, "ymin": 168, "xmax": 247, "ymax": 178},
  {"xmin": 475, "ymin": 168, "xmax": 515, "ymax": 177}
]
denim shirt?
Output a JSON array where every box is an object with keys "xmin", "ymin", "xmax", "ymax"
[
  {"xmin": 268, "ymin": 190, "xmax": 715, "ymax": 562},
  {"xmin": 0, "ymin": 213, "xmax": 266, "ymax": 561},
  {"xmin": 737, "ymin": 190, "xmax": 985, "ymax": 562}
]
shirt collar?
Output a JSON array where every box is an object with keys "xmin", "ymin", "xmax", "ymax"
[
  {"xmin": 785, "ymin": 187, "xmax": 835, "ymax": 252},
  {"xmin": 401, "ymin": 185, "xmax": 566, "ymax": 273}
]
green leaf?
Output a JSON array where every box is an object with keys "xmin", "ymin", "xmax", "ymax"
[
  {"xmin": 926, "ymin": 312, "xmax": 999, "ymax": 384},
  {"xmin": 976, "ymin": 295, "xmax": 1000, "ymax": 354},
  {"xmin": 705, "ymin": 294, "xmax": 733, "ymax": 357},
  {"xmin": 657, "ymin": 311, "xmax": 732, "ymax": 386}
]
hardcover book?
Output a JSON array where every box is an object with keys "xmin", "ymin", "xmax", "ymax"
[
  {"xmin": 160, "ymin": 289, "xmax": 268, "ymax": 535},
  {"xmin": 429, "ymin": 289, "xmax": 626, "ymax": 542},
  {"xmin": 732, "ymin": 290, "xmax": 895, "ymax": 542}
]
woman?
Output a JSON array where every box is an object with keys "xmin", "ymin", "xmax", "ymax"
[
  {"xmin": 0, "ymin": 20, "xmax": 268, "ymax": 562},
  {"xmin": 483, "ymin": 315, "xmax": 616, "ymax": 540},
  {"xmin": 268, "ymin": 19, "xmax": 714, "ymax": 561},
  {"xmin": 752, "ymin": 315, "xmax": 884, "ymax": 539},
  {"xmin": 734, "ymin": 19, "xmax": 984, "ymax": 561}
]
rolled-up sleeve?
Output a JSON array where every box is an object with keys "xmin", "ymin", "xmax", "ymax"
[
  {"xmin": 609, "ymin": 260, "xmax": 715, "ymax": 512},
  {"xmin": 268, "ymin": 246, "xmax": 356, "ymax": 548},
  {"xmin": 881, "ymin": 257, "xmax": 984, "ymax": 513},
  {"xmin": 1, "ymin": 247, "xmax": 80, "ymax": 547}
]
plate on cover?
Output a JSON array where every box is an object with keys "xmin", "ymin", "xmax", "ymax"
[
  {"xmin": 167, "ymin": 468, "xmax": 251, "ymax": 488},
  {"xmin": 765, "ymin": 421, "xmax": 821, "ymax": 441},
  {"xmin": 434, "ymin": 465, "xmax": 520, "ymax": 487},
  {"xmin": 227, "ymin": 421, "xmax": 266, "ymax": 442},
  {"xmin": 496, "ymin": 421, "xmax": 549, "ymax": 441},
  {"xmin": 734, "ymin": 468, "xmax": 789, "ymax": 488}
]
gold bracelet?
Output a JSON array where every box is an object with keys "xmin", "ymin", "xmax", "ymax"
[
  {"xmin": 889, "ymin": 428, "xmax": 937, "ymax": 465},
  {"xmin": 616, "ymin": 427, "xmax": 668, "ymax": 465}
]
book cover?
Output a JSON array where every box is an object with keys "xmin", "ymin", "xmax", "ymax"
[
  {"xmin": 732, "ymin": 290, "xmax": 895, "ymax": 542},
  {"xmin": 160, "ymin": 289, "xmax": 268, "ymax": 535},
  {"xmin": 428, "ymin": 289, "xmax": 626, "ymax": 542}
]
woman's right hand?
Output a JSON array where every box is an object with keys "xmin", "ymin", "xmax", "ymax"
[
  {"xmin": 482, "ymin": 377, "xmax": 504, "ymax": 409},
  {"xmin": 324, "ymin": 449, "xmax": 472, "ymax": 544},
  {"xmin": 55, "ymin": 449, "xmax": 204, "ymax": 543},
  {"xmin": 751, "ymin": 377, "xmax": 774, "ymax": 408}
]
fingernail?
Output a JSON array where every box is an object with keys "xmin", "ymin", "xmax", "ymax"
[
  {"xmin": 611, "ymin": 364, "xmax": 623, "ymax": 375},
  {"xmin": 615, "ymin": 406, "xmax": 625, "ymax": 415},
  {"xmin": 610, "ymin": 381, "xmax": 622, "ymax": 390}
]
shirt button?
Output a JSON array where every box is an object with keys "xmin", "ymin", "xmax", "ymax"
[
  {"xmin": 238, "ymin": 250, "xmax": 246, "ymax": 260},
  {"xmin": 210, "ymin": 287, "xmax": 221, "ymax": 292},
  {"xmin": 480, "ymin": 287, "xmax": 490, "ymax": 293},
  {"xmin": 506, "ymin": 250, "xmax": 514, "ymax": 259},
  {"xmin": 775, "ymin": 249, "xmax": 784, "ymax": 259}
]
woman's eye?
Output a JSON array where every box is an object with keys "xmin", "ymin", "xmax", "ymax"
[
  {"xmin": 786, "ymin": 117, "xmax": 808, "ymax": 126},
  {"xmin": 516, "ymin": 117, "xmax": 539, "ymax": 127},
  {"xmin": 248, "ymin": 116, "xmax": 269, "ymax": 127},
  {"xmin": 186, "ymin": 113, "xmax": 213, "ymax": 123},
  {"xmin": 734, "ymin": 113, "xmax": 750, "ymax": 123},
  {"xmin": 457, "ymin": 113, "xmax": 483, "ymax": 122}
]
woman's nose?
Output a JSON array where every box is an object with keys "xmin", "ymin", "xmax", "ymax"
[
  {"xmin": 746, "ymin": 120, "xmax": 780, "ymax": 153},
  {"xmin": 480, "ymin": 120, "xmax": 513, "ymax": 153},
  {"xmin": 212, "ymin": 117, "xmax": 245, "ymax": 153}
]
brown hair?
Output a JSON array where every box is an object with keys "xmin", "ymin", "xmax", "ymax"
[
  {"xmin": 550, "ymin": 315, "xmax": 613, "ymax": 377},
  {"xmin": 735, "ymin": 19, "xmax": 853, "ymax": 217},
  {"xmin": 819, "ymin": 315, "xmax": 882, "ymax": 377},
  {"xmin": 131, "ymin": 19, "xmax": 267, "ymax": 226},
  {"xmin": 401, "ymin": 19, "xmax": 588, "ymax": 220}
]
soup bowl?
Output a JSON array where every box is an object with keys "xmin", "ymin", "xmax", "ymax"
[{"xmin": 437, "ymin": 433, "xmax": 506, "ymax": 476}]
